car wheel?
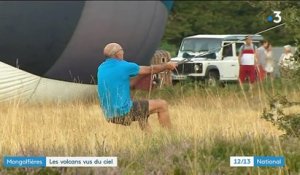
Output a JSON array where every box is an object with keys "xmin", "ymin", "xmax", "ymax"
[
  {"xmin": 206, "ymin": 71, "xmax": 220, "ymax": 87},
  {"xmin": 172, "ymin": 80, "xmax": 179, "ymax": 85}
]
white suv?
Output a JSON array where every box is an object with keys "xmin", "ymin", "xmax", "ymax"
[{"xmin": 171, "ymin": 34, "xmax": 263, "ymax": 86}]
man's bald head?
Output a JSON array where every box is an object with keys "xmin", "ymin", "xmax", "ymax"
[{"xmin": 103, "ymin": 43, "xmax": 124, "ymax": 59}]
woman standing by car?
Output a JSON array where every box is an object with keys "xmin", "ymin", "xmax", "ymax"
[{"xmin": 264, "ymin": 43, "xmax": 274, "ymax": 79}]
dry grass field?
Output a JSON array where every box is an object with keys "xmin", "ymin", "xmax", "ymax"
[{"xmin": 0, "ymin": 80, "xmax": 299, "ymax": 174}]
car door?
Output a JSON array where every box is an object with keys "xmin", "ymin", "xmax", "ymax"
[{"xmin": 219, "ymin": 42, "xmax": 239, "ymax": 80}]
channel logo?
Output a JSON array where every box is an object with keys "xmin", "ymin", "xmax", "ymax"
[{"xmin": 267, "ymin": 11, "xmax": 282, "ymax": 23}]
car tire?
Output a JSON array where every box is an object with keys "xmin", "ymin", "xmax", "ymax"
[
  {"xmin": 205, "ymin": 71, "xmax": 220, "ymax": 87},
  {"xmin": 172, "ymin": 80, "xmax": 180, "ymax": 85}
]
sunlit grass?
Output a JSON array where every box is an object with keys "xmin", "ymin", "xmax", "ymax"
[{"xmin": 0, "ymin": 80, "xmax": 299, "ymax": 174}]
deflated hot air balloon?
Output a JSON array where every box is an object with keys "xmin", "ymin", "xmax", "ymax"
[{"xmin": 0, "ymin": 1, "xmax": 173, "ymax": 103}]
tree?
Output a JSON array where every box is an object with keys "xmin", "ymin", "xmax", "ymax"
[
  {"xmin": 160, "ymin": 1, "xmax": 298, "ymax": 57},
  {"xmin": 251, "ymin": 1, "xmax": 300, "ymax": 60}
]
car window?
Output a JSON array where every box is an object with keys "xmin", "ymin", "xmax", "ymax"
[
  {"xmin": 222, "ymin": 42, "xmax": 233, "ymax": 58},
  {"xmin": 181, "ymin": 38, "xmax": 222, "ymax": 53},
  {"xmin": 236, "ymin": 42, "xmax": 244, "ymax": 56},
  {"xmin": 253, "ymin": 42, "xmax": 260, "ymax": 49}
]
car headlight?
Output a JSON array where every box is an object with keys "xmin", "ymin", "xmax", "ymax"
[{"xmin": 194, "ymin": 64, "xmax": 200, "ymax": 72}]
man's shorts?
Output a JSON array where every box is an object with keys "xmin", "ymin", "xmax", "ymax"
[{"xmin": 107, "ymin": 100, "xmax": 149, "ymax": 127}]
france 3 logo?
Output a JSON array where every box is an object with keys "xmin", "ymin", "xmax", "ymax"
[{"xmin": 267, "ymin": 11, "xmax": 282, "ymax": 23}]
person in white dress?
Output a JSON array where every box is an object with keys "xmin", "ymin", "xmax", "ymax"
[{"xmin": 264, "ymin": 43, "xmax": 274, "ymax": 78}]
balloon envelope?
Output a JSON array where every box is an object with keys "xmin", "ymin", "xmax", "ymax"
[{"xmin": 0, "ymin": 1, "xmax": 171, "ymax": 84}]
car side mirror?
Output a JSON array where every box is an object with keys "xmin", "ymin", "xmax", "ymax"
[{"xmin": 182, "ymin": 52, "xmax": 193, "ymax": 59}]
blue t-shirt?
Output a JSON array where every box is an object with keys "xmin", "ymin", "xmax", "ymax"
[{"xmin": 97, "ymin": 58, "xmax": 140, "ymax": 119}]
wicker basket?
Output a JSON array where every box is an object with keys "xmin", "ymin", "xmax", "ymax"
[
  {"xmin": 132, "ymin": 50, "xmax": 172, "ymax": 91},
  {"xmin": 151, "ymin": 50, "xmax": 172, "ymax": 88}
]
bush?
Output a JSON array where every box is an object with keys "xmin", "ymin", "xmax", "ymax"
[{"xmin": 261, "ymin": 94, "xmax": 300, "ymax": 137}]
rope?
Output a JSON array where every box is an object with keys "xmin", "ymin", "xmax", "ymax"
[{"xmin": 148, "ymin": 65, "xmax": 153, "ymax": 99}]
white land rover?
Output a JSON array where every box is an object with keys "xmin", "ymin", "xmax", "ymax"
[{"xmin": 171, "ymin": 34, "xmax": 264, "ymax": 86}]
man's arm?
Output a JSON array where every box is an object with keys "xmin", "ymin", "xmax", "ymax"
[
  {"xmin": 139, "ymin": 62, "xmax": 177, "ymax": 75},
  {"xmin": 254, "ymin": 50, "xmax": 259, "ymax": 65},
  {"xmin": 238, "ymin": 51, "xmax": 242, "ymax": 65},
  {"xmin": 238, "ymin": 45, "xmax": 243, "ymax": 65}
]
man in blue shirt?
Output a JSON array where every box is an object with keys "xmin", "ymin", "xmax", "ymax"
[{"xmin": 98, "ymin": 43, "xmax": 177, "ymax": 132}]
